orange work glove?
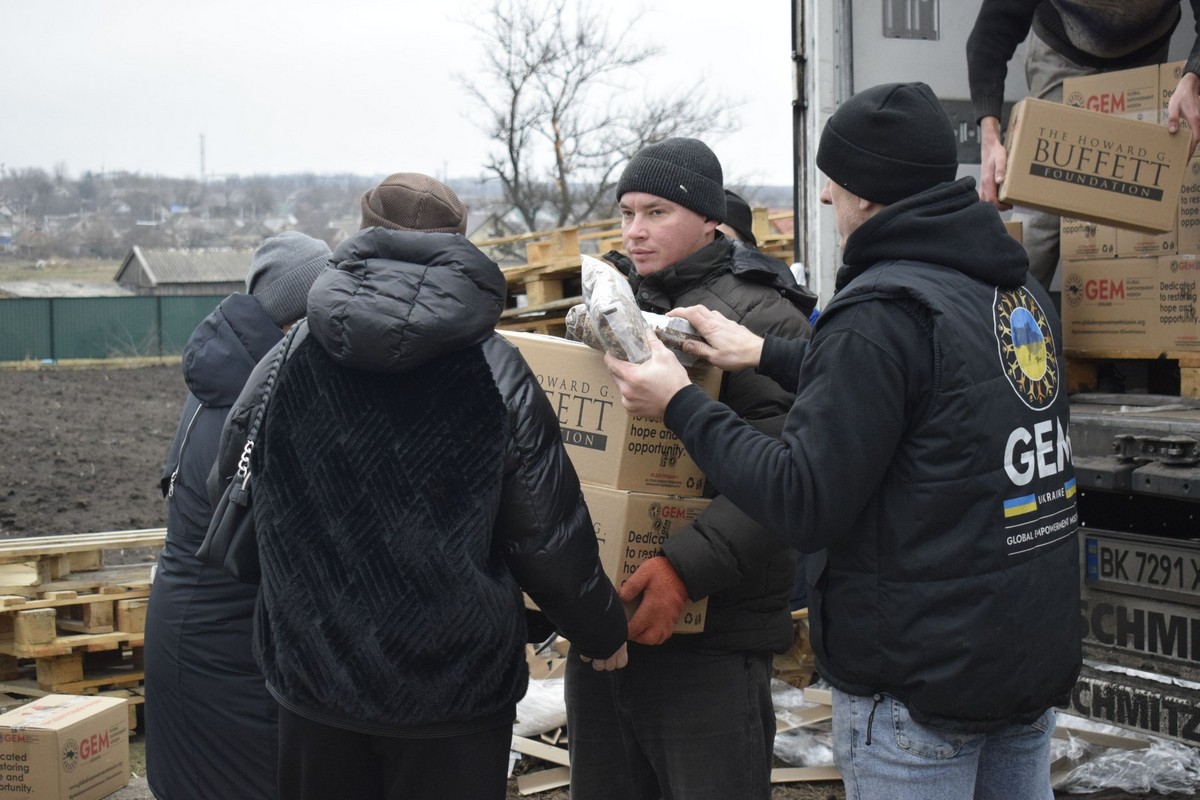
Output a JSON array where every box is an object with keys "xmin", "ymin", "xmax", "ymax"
[{"xmin": 618, "ymin": 556, "xmax": 689, "ymax": 645}]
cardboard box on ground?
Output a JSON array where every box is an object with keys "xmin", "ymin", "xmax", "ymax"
[
  {"xmin": 0, "ymin": 695, "xmax": 128, "ymax": 800},
  {"xmin": 500, "ymin": 331, "xmax": 721, "ymax": 634}
]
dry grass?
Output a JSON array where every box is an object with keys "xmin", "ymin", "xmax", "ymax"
[{"xmin": 0, "ymin": 256, "xmax": 121, "ymax": 283}]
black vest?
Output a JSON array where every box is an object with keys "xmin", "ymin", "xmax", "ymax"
[{"xmin": 813, "ymin": 260, "xmax": 1082, "ymax": 731}]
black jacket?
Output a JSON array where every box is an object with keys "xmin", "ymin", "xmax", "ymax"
[
  {"xmin": 147, "ymin": 292, "xmax": 281, "ymax": 800},
  {"xmin": 212, "ymin": 228, "xmax": 626, "ymax": 735},
  {"xmin": 665, "ymin": 179, "xmax": 1082, "ymax": 730},
  {"xmin": 610, "ymin": 236, "xmax": 813, "ymax": 653}
]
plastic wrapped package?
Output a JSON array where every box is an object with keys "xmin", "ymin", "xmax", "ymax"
[
  {"xmin": 771, "ymin": 679, "xmax": 837, "ymax": 768},
  {"xmin": 567, "ymin": 255, "xmax": 703, "ymax": 365},
  {"xmin": 565, "ymin": 303, "xmax": 604, "ymax": 351},
  {"xmin": 580, "ymin": 255, "xmax": 652, "ymax": 363},
  {"xmin": 512, "ymin": 677, "xmax": 567, "ymax": 737},
  {"xmin": 1051, "ymin": 719, "xmax": 1200, "ymax": 795},
  {"xmin": 642, "ymin": 311, "xmax": 702, "ymax": 367}
]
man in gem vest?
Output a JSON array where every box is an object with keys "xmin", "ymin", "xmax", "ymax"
[{"xmin": 604, "ymin": 82, "xmax": 1083, "ymax": 800}]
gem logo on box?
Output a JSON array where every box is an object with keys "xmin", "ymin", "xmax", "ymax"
[{"xmin": 1066, "ymin": 90, "xmax": 1129, "ymax": 115}]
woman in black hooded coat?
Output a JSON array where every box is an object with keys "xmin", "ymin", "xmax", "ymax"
[{"xmin": 145, "ymin": 232, "xmax": 330, "ymax": 800}]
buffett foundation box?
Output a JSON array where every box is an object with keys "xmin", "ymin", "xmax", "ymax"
[
  {"xmin": 1063, "ymin": 65, "xmax": 1159, "ymax": 123},
  {"xmin": 0, "ymin": 695, "xmax": 128, "ymax": 800},
  {"xmin": 1060, "ymin": 216, "xmax": 1116, "ymax": 260},
  {"xmin": 1061, "ymin": 256, "xmax": 1200, "ymax": 351},
  {"xmin": 1178, "ymin": 158, "xmax": 1200, "ymax": 253},
  {"xmin": 581, "ymin": 482, "xmax": 709, "ymax": 633},
  {"xmin": 1000, "ymin": 98, "xmax": 1190, "ymax": 232},
  {"xmin": 499, "ymin": 330, "xmax": 722, "ymax": 497},
  {"xmin": 1161, "ymin": 61, "xmax": 1188, "ymax": 129}
]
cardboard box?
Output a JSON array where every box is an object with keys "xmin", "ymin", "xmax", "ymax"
[
  {"xmin": 1060, "ymin": 216, "xmax": 1117, "ymax": 260},
  {"xmin": 1063, "ymin": 65, "xmax": 1159, "ymax": 123},
  {"xmin": 1003, "ymin": 219, "xmax": 1023, "ymax": 244},
  {"xmin": 581, "ymin": 482, "xmax": 709, "ymax": 633},
  {"xmin": 0, "ymin": 695, "xmax": 128, "ymax": 800},
  {"xmin": 1178, "ymin": 158, "xmax": 1200, "ymax": 253},
  {"xmin": 1116, "ymin": 224, "xmax": 1176, "ymax": 258},
  {"xmin": 1061, "ymin": 256, "xmax": 1200, "ymax": 351},
  {"xmin": 1000, "ymin": 98, "xmax": 1190, "ymax": 232},
  {"xmin": 499, "ymin": 330, "xmax": 722, "ymax": 497},
  {"xmin": 1161, "ymin": 61, "xmax": 1188, "ymax": 128}
]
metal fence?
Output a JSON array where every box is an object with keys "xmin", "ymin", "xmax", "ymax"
[{"xmin": 0, "ymin": 295, "xmax": 226, "ymax": 362}]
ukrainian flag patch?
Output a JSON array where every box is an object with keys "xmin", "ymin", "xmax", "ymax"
[{"xmin": 1003, "ymin": 493, "xmax": 1038, "ymax": 518}]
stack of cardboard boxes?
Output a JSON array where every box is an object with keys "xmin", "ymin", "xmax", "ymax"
[
  {"xmin": 500, "ymin": 331, "xmax": 721, "ymax": 634},
  {"xmin": 1001, "ymin": 61, "xmax": 1199, "ymax": 353}
]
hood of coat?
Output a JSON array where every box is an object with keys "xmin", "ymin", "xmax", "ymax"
[
  {"xmin": 836, "ymin": 177, "xmax": 1028, "ymax": 291},
  {"xmin": 306, "ymin": 227, "xmax": 507, "ymax": 373},
  {"xmin": 182, "ymin": 292, "xmax": 283, "ymax": 407}
]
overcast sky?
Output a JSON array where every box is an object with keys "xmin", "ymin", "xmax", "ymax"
[{"xmin": 3, "ymin": 1, "xmax": 795, "ymax": 186}]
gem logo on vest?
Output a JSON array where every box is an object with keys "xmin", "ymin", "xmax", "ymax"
[{"xmin": 994, "ymin": 287, "xmax": 1059, "ymax": 410}]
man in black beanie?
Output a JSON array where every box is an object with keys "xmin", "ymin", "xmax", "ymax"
[
  {"xmin": 717, "ymin": 189, "xmax": 758, "ymax": 248},
  {"xmin": 603, "ymin": 83, "xmax": 1081, "ymax": 800},
  {"xmin": 567, "ymin": 138, "xmax": 814, "ymax": 800}
]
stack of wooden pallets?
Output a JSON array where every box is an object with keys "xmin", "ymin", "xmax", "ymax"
[{"xmin": 0, "ymin": 530, "xmax": 163, "ymax": 731}]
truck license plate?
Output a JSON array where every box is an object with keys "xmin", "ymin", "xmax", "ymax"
[{"xmin": 1085, "ymin": 531, "xmax": 1200, "ymax": 605}]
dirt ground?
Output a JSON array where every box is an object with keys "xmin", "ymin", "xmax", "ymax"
[
  {"xmin": 0, "ymin": 363, "xmax": 1175, "ymax": 800},
  {"xmin": 0, "ymin": 361, "xmax": 183, "ymax": 538}
]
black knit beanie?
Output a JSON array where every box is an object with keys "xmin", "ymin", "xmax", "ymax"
[
  {"xmin": 360, "ymin": 172, "xmax": 467, "ymax": 234},
  {"xmin": 816, "ymin": 82, "xmax": 958, "ymax": 205},
  {"xmin": 722, "ymin": 189, "xmax": 757, "ymax": 247},
  {"xmin": 616, "ymin": 138, "xmax": 726, "ymax": 221}
]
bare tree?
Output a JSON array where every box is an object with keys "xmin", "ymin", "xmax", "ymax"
[{"xmin": 460, "ymin": 0, "xmax": 737, "ymax": 232}]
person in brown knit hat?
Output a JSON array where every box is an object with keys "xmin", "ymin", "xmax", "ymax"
[
  {"xmin": 360, "ymin": 172, "xmax": 468, "ymax": 234},
  {"xmin": 213, "ymin": 171, "xmax": 627, "ymax": 800}
]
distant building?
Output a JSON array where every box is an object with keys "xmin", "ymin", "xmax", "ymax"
[{"xmin": 115, "ymin": 246, "xmax": 255, "ymax": 296}]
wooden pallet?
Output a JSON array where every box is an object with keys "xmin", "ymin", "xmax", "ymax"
[
  {"xmin": 478, "ymin": 221, "xmax": 620, "ymax": 336},
  {"xmin": 1066, "ymin": 349, "xmax": 1200, "ymax": 398},
  {"xmin": 0, "ymin": 530, "xmax": 162, "ymax": 729}
]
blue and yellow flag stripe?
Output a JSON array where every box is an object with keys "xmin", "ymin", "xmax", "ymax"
[
  {"xmin": 1003, "ymin": 493, "xmax": 1038, "ymax": 518},
  {"xmin": 1064, "ymin": 478, "xmax": 1076, "ymax": 499}
]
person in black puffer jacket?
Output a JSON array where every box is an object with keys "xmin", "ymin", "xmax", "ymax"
[
  {"xmin": 210, "ymin": 174, "xmax": 628, "ymax": 800},
  {"xmin": 565, "ymin": 138, "xmax": 813, "ymax": 800},
  {"xmin": 145, "ymin": 231, "xmax": 332, "ymax": 800},
  {"xmin": 605, "ymin": 84, "xmax": 1082, "ymax": 800}
]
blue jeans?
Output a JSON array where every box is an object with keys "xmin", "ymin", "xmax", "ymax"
[
  {"xmin": 566, "ymin": 645, "xmax": 775, "ymax": 800},
  {"xmin": 831, "ymin": 687, "xmax": 1055, "ymax": 800}
]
